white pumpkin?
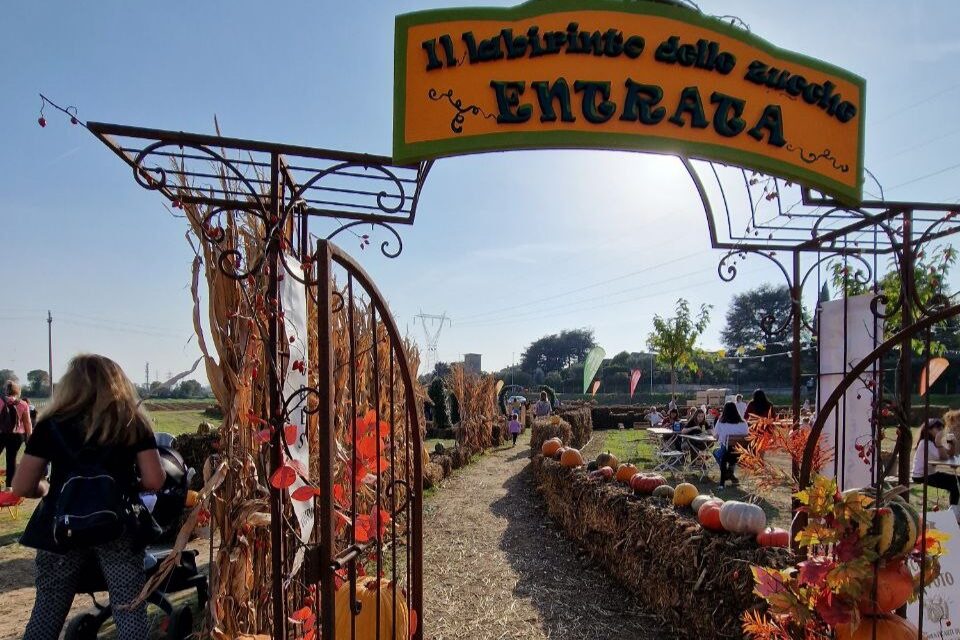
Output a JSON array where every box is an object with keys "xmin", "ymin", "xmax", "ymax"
[{"xmin": 719, "ymin": 501, "xmax": 767, "ymax": 535}]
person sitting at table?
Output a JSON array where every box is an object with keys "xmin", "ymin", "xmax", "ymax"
[
  {"xmin": 745, "ymin": 389, "xmax": 774, "ymax": 421},
  {"xmin": 664, "ymin": 408, "xmax": 683, "ymax": 450},
  {"xmin": 714, "ymin": 401, "xmax": 749, "ymax": 489},
  {"xmin": 680, "ymin": 407, "xmax": 712, "ymax": 461},
  {"xmin": 645, "ymin": 406, "xmax": 663, "ymax": 427},
  {"xmin": 912, "ymin": 416, "xmax": 959, "ymax": 506}
]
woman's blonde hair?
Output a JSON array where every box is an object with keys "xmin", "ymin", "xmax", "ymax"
[
  {"xmin": 3, "ymin": 380, "xmax": 20, "ymax": 397},
  {"xmin": 38, "ymin": 354, "xmax": 152, "ymax": 446}
]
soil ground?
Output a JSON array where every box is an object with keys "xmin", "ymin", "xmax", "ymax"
[{"xmin": 422, "ymin": 431, "xmax": 663, "ymax": 639}]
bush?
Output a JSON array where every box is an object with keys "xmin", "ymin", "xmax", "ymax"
[
  {"xmin": 532, "ymin": 456, "xmax": 792, "ymax": 639},
  {"xmin": 203, "ymin": 404, "xmax": 224, "ymax": 419}
]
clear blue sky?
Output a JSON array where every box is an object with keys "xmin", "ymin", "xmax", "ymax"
[{"xmin": 2, "ymin": 1, "xmax": 958, "ymax": 383}]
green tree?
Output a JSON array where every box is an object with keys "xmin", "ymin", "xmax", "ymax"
[
  {"xmin": 26, "ymin": 369, "xmax": 51, "ymax": 396},
  {"xmin": 646, "ymin": 299, "xmax": 712, "ymax": 394},
  {"xmin": 720, "ymin": 284, "xmax": 799, "ymax": 385},
  {"xmin": 830, "ymin": 246, "xmax": 958, "ymax": 355},
  {"xmin": 449, "ymin": 392, "xmax": 461, "ymax": 424},
  {"xmin": 176, "ymin": 379, "xmax": 203, "ymax": 398},
  {"xmin": 0, "ymin": 369, "xmax": 17, "ymax": 386},
  {"xmin": 428, "ymin": 377, "xmax": 450, "ymax": 429},
  {"xmin": 520, "ymin": 328, "xmax": 596, "ymax": 374}
]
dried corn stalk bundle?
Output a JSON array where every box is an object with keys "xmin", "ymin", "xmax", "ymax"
[{"xmin": 447, "ymin": 364, "xmax": 497, "ymax": 455}]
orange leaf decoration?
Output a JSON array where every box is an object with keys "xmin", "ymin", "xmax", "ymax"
[
  {"xmin": 284, "ymin": 424, "xmax": 300, "ymax": 446},
  {"xmin": 270, "ymin": 464, "xmax": 297, "ymax": 490},
  {"xmin": 291, "ymin": 485, "xmax": 321, "ymax": 501},
  {"xmin": 255, "ymin": 428, "xmax": 273, "ymax": 444},
  {"xmin": 290, "ymin": 606, "xmax": 312, "ymax": 623},
  {"xmin": 333, "ymin": 483, "xmax": 349, "ymax": 508},
  {"xmin": 357, "ymin": 434, "xmax": 378, "ymax": 462},
  {"xmin": 354, "ymin": 514, "xmax": 373, "ymax": 542},
  {"xmin": 301, "ymin": 631, "xmax": 316, "ymax": 640},
  {"xmin": 409, "ymin": 609, "xmax": 418, "ymax": 636}
]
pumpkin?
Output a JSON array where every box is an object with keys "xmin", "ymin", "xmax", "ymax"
[
  {"xmin": 589, "ymin": 466, "xmax": 615, "ymax": 482},
  {"xmin": 672, "ymin": 483, "xmax": 699, "ymax": 507},
  {"xmin": 335, "ymin": 576, "xmax": 409, "ymax": 640},
  {"xmin": 596, "ymin": 452, "xmax": 620, "ymax": 470},
  {"xmin": 698, "ymin": 500, "xmax": 724, "ymax": 532},
  {"xmin": 652, "ymin": 485, "xmax": 675, "ymax": 500},
  {"xmin": 691, "ymin": 494, "xmax": 717, "ymax": 514},
  {"xmin": 858, "ymin": 560, "xmax": 915, "ymax": 614},
  {"xmin": 630, "ymin": 473, "xmax": 667, "ymax": 495},
  {"xmin": 552, "ymin": 446, "xmax": 567, "ymax": 461},
  {"xmin": 835, "ymin": 614, "xmax": 919, "ymax": 640},
  {"xmin": 615, "ymin": 463, "xmax": 639, "ymax": 484},
  {"xmin": 541, "ymin": 438, "xmax": 563, "ymax": 458},
  {"xmin": 756, "ymin": 527, "xmax": 791, "ymax": 548},
  {"xmin": 560, "ymin": 448, "xmax": 584, "ymax": 468},
  {"xmin": 719, "ymin": 501, "xmax": 767, "ymax": 535},
  {"xmin": 867, "ymin": 501, "xmax": 920, "ymax": 559}
]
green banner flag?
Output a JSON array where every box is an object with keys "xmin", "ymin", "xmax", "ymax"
[{"xmin": 582, "ymin": 346, "xmax": 606, "ymax": 394}]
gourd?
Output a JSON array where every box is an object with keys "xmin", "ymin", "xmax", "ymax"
[
  {"xmin": 335, "ymin": 577, "xmax": 409, "ymax": 640},
  {"xmin": 870, "ymin": 501, "xmax": 920, "ymax": 559},
  {"xmin": 596, "ymin": 452, "xmax": 620, "ymax": 470},
  {"xmin": 589, "ymin": 467, "xmax": 614, "ymax": 482},
  {"xmin": 858, "ymin": 560, "xmax": 915, "ymax": 614},
  {"xmin": 615, "ymin": 463, "xmax": 639, "ymax": 484},
  {"xmin": 672, "ymin": 483, "xmax": 698, "ymax": 507},
  {"xmin": 835, "ymin": 614, "xmax": 919, "ymax": 640},
  {"xmin": 560, "ymin": 448, "xmax": 584, "ymax": 468},
  {"xmin": 698, "ymin": 500, "xmax": 724, "ymax": 532},
  {"xmin": 630, "ymin": 473, "xmax": 667, "ymax": 495},
  {"xmin": 756, "ymin": 527, "xmax": 790, "ymax": 548},
  {"xmin": 719, "ymin": 501, "xmax": 767, "ymax": 535},
  {"xmin": 541, "ymin": 438, "xmax": 563, "ymax": 458},
  {"xmin": 690, "ymin": 494, "xmax": 716, "ymax": 513},
  {"xmin": 652, "ymin": 485, "xmax": 675, "ymax": 500}
]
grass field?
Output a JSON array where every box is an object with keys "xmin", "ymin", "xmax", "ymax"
[{"xmin": 0, "ymin": 408, "xmax": 220, "ymax": 547}]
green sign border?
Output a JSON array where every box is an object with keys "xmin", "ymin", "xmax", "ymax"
[{"xmin": 394, "ymin": 0, "xmax": 866, "ymax": 204}]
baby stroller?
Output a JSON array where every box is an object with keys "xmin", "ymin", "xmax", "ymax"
[{"xmin": 63, "ymin": 442, "xmax": 208, "ymax": 640}]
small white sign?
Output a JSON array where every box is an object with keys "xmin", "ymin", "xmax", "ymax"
[{"xmin": 907, "ymin": 508, "xmax": 960, "ymax": 639}]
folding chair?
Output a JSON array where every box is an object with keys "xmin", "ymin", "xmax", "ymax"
[
  {"xmin": 652, "ymin": 433, "xmax": 686, "ymax": 474},
  {"xmin": 0, "ymin": 491, "xmax": 23, "ymax": 520},
  {"xmin": 685, "ymin": 439, "xmax": 717, "ymax": 481}
]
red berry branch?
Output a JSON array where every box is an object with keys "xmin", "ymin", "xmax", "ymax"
[{"xmin": 37, "ymin": 93, "xmax": 88, "ymax": 131}]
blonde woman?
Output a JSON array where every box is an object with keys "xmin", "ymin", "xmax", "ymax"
[{"xmin": 13, "ymin": 354, "xmax": 165, "ymax": 639}]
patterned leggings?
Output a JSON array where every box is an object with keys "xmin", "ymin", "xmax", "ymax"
[{"xmin": 24, "ymin": 536, "xmax": 148, "ymax": 640}]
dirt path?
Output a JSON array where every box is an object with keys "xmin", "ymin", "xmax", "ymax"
[
  {"xmin": 422, "ymin": 434, "xmax": 663, "ymax": 639},
  {"xmin": 0, "ymin": 536, "xmax": 210, "ymax": 640}
]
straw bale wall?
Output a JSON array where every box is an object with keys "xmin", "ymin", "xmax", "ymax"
[
  {"xmin": 531, "ymin": 456, "xmax": 792, "ymax": 639},
  {"xmin": 529, "ymin": 418, "xmax": 573, "ymax": 456},
  {"xmin": 555, "ymin": 406, "xmax": 592, "ymax": 447}
]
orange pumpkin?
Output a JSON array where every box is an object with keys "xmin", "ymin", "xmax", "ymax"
[
  {"xmin": 858, "ymin": 560, "xmax": 915, "ymax": 614},
  {"xmin": 698, "ymin": 500, "xmax": 725, "ymax": 532},
  {"xmin": 615, "ymin": 463, "xmax": 639, "ymax": 484},
  {"xmin": 835, "ymin": 614, "xmax": 919, "ymax": 640},
  {"xmin": 756, "ymin": 527, "xmax": 791, "ymax": 548},
  {"xmin": 541, "ymin": 438, "xmax": 563, "ymax": 458},
  {"xmin": 560, "ymin": 448, "xmax": 584, "ymax": 468}
]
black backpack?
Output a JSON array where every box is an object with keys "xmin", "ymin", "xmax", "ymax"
[
  {"xmin": 0, "ymin": 398, "xmax": 18, "ymax": 434},
  {"xmin": 50, "ymin": 430, "xmax": 131, "ymax": 550}
]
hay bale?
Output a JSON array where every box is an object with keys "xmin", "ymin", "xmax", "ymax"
[
  {"xmin": 174, "ymin": 431, "xmax": 220, "ymax": 489},
  {"xmin": 557, "ymin": 406, "xmax": 592, "ymax": 448},
  {"xmin": 423, "ymin": 462, "xmax": 445, "ymax": 489},
  {"xmin": 532, "ymin": 456, "xmax": 791, "ymax": 639},
  {"xmin": 591, "ymin": 405, "xmax": 649, "ymax": 430},
  {"xmin": 448, "ymin": 445, "xmax": 472, "ymax": 470},
  {"xmin": 530, "ymin": 417, "xmax": 573, "ymax": 456}
]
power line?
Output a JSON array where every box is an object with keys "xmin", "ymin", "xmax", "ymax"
[
  {"xmin": 874, "ymin": 82, "xmax": 960, "ymax": 124},
  {"xmin": 453, "ymin": 249, "xmax": 702, "ymax": 322},
  {"xmin": 886, "ymin": 161, "xmax": 960, "ymax": 193}
]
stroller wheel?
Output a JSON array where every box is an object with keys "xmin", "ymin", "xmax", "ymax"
[
  {"xmin": 64, "ymin": 613, "xmax": 100, "ymax": 640},
  {"xmin": 166, "ymin": 605, "xmax": 194, "ymax": 640}
]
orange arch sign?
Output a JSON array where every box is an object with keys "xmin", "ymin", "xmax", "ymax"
[{"xmin": 394, "ymin": 0, "xmax": 865, "ymax": 203}]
